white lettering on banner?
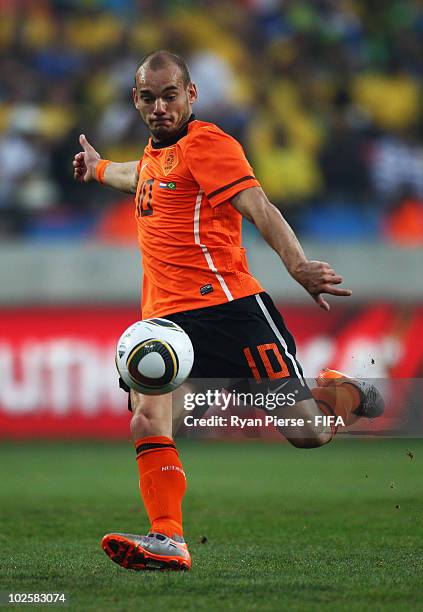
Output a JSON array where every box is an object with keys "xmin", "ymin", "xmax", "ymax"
[
  {"xmin": 45, "ymin": 341, "xmax": 77, "ymax": 414},
  {"xmin": 299, "ymin": 337, "xmax": 335, "ymax": 378},
  {"xmin": 0, "ymin": 340, "xmax": 125, "ymax": 415},
  {"xmin": 0, "ymin": 343, "xmax": 44, "ymax": 413},
  {"xmin": 77, "ymin": 343, "xmax": 122, "ymax": 415}
]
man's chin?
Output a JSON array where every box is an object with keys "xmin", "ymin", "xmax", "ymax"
[{"xmin": 150, "ymin": 124, "xmax": 176, "ymax": 141}]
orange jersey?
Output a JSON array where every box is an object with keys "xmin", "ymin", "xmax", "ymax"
[{"xmin": 135, "ymin": 119, "xmax": 263, "ymax": 318}]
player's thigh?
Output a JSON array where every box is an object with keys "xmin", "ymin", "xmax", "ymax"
[
  {"xmin": 171, "ymin": 380, "xmax": 220, "ymax": 435},
  {"xmin": 271, "ymin": 397, "xmax": 331, "ymax": 447}
]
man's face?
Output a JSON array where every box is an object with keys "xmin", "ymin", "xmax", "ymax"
[{"xmin": 133, "ymin": 64, "xmax": 197, "ymax": 141}]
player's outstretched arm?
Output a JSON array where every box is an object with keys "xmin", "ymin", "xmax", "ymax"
[
  {"xmin": 73, "ymin": 134, "xmax": 139, "ymax": 194},
  {"xmin": 231, "ymin": 186, "xmax": 352, "ymax": 311}
]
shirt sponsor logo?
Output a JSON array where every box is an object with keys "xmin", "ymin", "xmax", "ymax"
[{"xmin": 159, "ymin": 181, "xmax": 177, "ymax": 189}]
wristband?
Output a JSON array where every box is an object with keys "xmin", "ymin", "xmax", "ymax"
[{"xmin": 96, "ymin": 159, "xmax": 111, "ymax": 184}]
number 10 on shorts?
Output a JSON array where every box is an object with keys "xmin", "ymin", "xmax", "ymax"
[{"xmin": 243, "ymin": 343, "xmax": 290, "ymax": 381}]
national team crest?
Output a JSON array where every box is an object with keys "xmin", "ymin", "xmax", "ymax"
[{"xmin": 162, "ymin": 147, "xmax": 178, "ymax": 175}]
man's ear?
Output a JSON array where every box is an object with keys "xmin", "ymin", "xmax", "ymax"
[
  {"xmin": 133, "ymin": 87, "xmax": 140, "ymax": 110},
  {"xmin": 188, "ymin": 82, "xmax": 198, "ymax": 104}
]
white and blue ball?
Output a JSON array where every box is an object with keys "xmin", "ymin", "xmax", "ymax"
[{"xmin": 116, "ymin": 318, "xmax": 194, "ymax": 395}]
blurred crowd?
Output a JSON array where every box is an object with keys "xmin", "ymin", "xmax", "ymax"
[{"xmin": 1, "ymin": 0, "xmax": 423, "ymax": 244}]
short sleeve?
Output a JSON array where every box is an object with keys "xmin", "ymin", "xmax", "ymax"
[{"xmin": 184, "ymin": 125, "xmax": 260, "ymax": 207}]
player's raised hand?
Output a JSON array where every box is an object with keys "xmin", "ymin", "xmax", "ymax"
[
  {"xmin": 292, "ymin": 260, "xmax": 352, "ymax": 311},
  {"xmin": 73, "ymin": 134, "xmax": 100, "ymax": 183}
]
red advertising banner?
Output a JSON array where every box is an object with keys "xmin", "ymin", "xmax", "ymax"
[
  {"xmin": 0, "ymin": 304, "xmax": 422, "ymax": 439},
  {"xmin": 0, "ymin": 307, "xmax": 138, "ymax": 439}
]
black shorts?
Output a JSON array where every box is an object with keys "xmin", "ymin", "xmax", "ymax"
[
  {"xmin": 166, "ymin": 292, "xmax": 312, "ymax": 401},
  {"xmin": 121, "ymin": 292, "xmax": 312, "ymax": 409}
]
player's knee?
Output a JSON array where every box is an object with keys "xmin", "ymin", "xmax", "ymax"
[
  {"xmin": 130, "ymin": 410, "xmax": 171, "ymax": 440},
  {"xmin": 130, "ymin": 411, "xmax": 152, "ymax": 439},
  {"xmin": 289, "ymin": 430, "xmax": 332, "ymax": 449},
  {"xmin": 129, "ymin": 390, "xmax": 172, "ymax": 440}
]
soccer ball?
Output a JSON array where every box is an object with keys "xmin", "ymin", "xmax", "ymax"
[{"xmin": 116, "ymin": 318, "xmax": 194, "ymax": 395}]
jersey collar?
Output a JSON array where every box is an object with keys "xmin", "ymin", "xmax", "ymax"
[{"xmin": 150, "ymin": 114, "xmax": 196, "ymax": 149}]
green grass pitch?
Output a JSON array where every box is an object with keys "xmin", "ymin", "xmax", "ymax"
[{"xmin": 1, "ymin": 439, "xmax": 422, "ymax": 611}]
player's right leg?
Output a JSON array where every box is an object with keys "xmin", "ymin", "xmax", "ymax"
[
  {"xmin": 270, "ymin": 370, "xmax": 384, "ymax": 448},
  {"xmin": 238, "ymin": 293, "xmax": 384, "ymax": 446},
  {"xmin": 101, "ymin": 390, "xmax": 191, "ymax": 571}
]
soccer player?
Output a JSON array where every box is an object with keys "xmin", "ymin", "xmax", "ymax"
[{"xmin": 73, "ymin": 50, "xmax": 383, "ymax": 571}]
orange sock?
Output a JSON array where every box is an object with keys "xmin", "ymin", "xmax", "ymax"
[
  {"xmin": 135, "ymin": 436, "xmax": 186, "ymax": 539},
  {"xmin": 311, "ymin": 383, "xmax": 361, "ymax": 440}
]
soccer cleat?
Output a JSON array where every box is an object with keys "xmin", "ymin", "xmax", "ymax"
[
  {"xmin": 317, "ymin": 368, "xmax": 384, "ymax": 419},
  {"xmin": 101, "ymin": 532, "xmax": 191, "ymax": 571}
]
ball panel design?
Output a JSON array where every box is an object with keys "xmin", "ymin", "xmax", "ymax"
[{"xmin": 127, "ymin": 339, "xmax": 179, "ymax": 389}]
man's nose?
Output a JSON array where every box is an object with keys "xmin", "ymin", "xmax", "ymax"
[{"xmin": 153, "ymin": 98, "xmax": 166, "ymax": 114}]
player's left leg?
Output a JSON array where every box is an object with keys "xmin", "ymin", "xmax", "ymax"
[
  {"xmin": 102, "ymin": 390, "xmax": 191, "ymax": 571},
  {"xmin": 129, "ymin": 390, "xmax": 187, "ymax": 541}
]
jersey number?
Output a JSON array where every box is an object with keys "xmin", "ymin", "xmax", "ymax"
[
  {"xmin": 137, "ymin": 179, "xmax": 154, "ymax": 217},
  {"xmin": 243, "ymin": 343, "xmax": 290, "ymax": 381}
]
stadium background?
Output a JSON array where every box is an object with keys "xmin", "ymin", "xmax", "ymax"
[{"xmin": 0, "ymin": 0, "xmax": 422, "ymax": 438}]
